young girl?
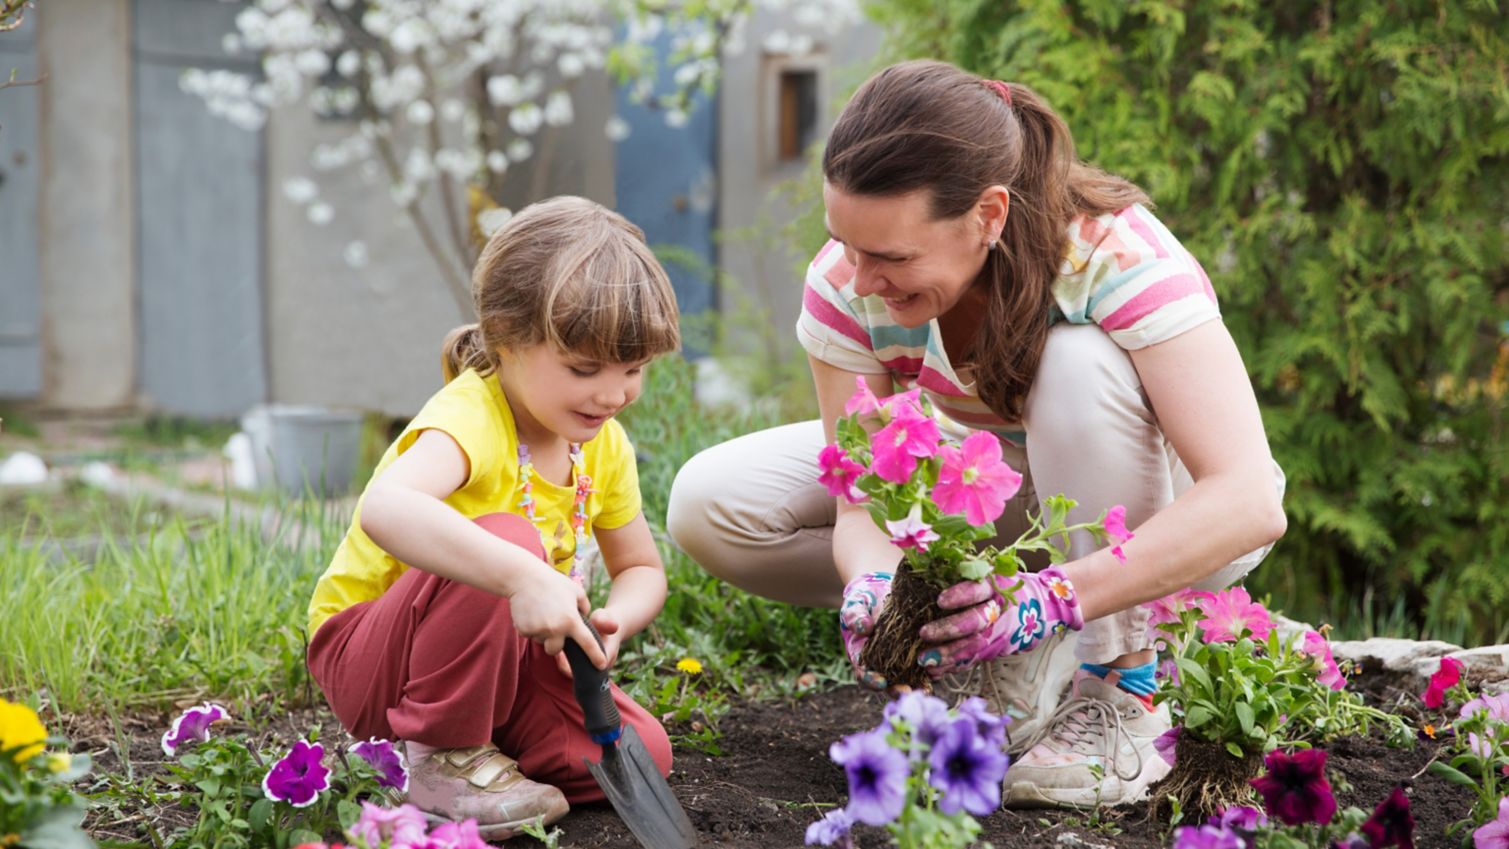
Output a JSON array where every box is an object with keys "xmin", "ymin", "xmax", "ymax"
[{"xmin": 306, "ymin": 196, "xmax": 681, "ymax": 837}]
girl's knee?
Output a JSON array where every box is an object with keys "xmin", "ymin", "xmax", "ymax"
[{"xmin": 628, "ymin": 712, "xmax": 673, "ymax": 778}]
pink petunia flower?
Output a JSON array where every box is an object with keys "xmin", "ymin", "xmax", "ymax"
[
  {"xmin": 1103, "ymin": 504, "xmax": 1134, "ymax": 563},
  {"xmin": 878, "ymin": 388, "xmax": 924, "ymax": 420},
  {"xmin": 844, "ymin": 377, "xmax": 883, "ymax": 419},
  {"xmin": 1473, "ymin": 797, "xmax": 1509, "ymax": 849},
  {"xmin": 818, "ymin": 443, "xmax": 868, "ymax": 503},
  {"xmin": 885, "ymin": 509, "xmax": 939, "ymax": 552},
  {"xmin": 931, "ymin": 431, "xmax": 1022, "ymax": 526},
  {"xmin": 346, "ymin": 801, "xmax": 428, "ymax": 848},
  {"xmin": 412, "ymin": 819, "xmax": 491, "ymax": 849},
  {"xmin": 1299, "ymin": 630, "xmax": 1346, "ymax": 691},
  {"xmin": 870, "ymin": 404, "xmax": 941, "ymax": 484},
  {"xmin": 1423, "ymin": 657, "xmax": 1465, "ymax": 709},
  {"xmin": 1195, "ymin": 587, "xmax": 1273, "ymax": 644}
]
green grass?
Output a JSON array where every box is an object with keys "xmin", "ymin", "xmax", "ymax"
[
  {"xmin": 1, "ymin": 480, "xmax": 213, "ymax": 540},
  {"xmin": 0, "ymin": 356, "xmax": 844, "ymax": 738},
  {"xmin": 0, "ymin": 495, "xmax": 345, "ymax": 718}
]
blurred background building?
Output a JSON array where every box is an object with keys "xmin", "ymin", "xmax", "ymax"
[{"xmin": 0, "ymin": 0, "xmax": 879, "ymax": 418}]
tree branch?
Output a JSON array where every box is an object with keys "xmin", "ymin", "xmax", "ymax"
[{"xmin": 0, "ymin": 72, "xmax": 44, "ymax": 91}]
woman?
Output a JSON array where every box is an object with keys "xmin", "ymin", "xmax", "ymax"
[{"xmin": 667, "ymin": 59, "xmax": 1285, "ymax": 809}]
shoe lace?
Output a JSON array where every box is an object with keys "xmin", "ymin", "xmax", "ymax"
[{"xmin": 1018, "ymin": 694, "xmax": 1146, "ymax": 783}]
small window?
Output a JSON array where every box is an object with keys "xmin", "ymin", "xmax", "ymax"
[{"xmin": 778, "ymin": 69, "xmax": 818, "ymax": 161}]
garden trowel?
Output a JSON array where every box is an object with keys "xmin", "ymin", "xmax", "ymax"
[{"xmin": 563, "ymin": 623, "xmax": 699, "ymax": 849}]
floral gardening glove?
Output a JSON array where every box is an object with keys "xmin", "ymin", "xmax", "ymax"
[
  {"xmin": 916, "ymin": 567, "xmax": 1085, "ymax": 679},
  {"xmin": 840, "ymin": 571, "xmax": 893, "ymax": 690}
]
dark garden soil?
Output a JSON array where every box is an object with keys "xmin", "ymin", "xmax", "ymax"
[{"xmin": 69, "ymin": 659, "xmax": 1480, "ymax": 849}]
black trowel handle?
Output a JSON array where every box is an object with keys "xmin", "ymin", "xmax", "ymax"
[{"xmin": 563, "ymin": 618, "xmax": 622, "ymax": 745}]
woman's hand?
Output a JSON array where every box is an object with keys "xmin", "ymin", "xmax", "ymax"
[
  {"xmin": 840, "ymin": 572, "xmax": 894, "ymax": 690},
  {"xmin": 507, "ymin": 567, "xmax": 608, "ymax": 669},
  {"xmin": 916, "ymin": 567, "xmax": 1084, "ymax": 678}
]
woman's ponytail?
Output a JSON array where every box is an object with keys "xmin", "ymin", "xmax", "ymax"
[{"xmin": 440, "ymin": 324, "xmax": 493, "ymax": 384}]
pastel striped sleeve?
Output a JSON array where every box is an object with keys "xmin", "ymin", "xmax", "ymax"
[
  {"xmin": 1073, "ymin": 206, "xmax": 1221, "ymax": 350},
  {"xmin": 796, "ymin": 240, "xmax": 888, "ymax": 374}
]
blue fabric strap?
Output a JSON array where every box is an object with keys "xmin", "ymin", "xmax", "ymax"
[{"xmin": 1081, "ymin": 661, "xmax": 1158, "ymax": 696}]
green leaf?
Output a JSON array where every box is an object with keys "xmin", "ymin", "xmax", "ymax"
[
  {"xmin": 1236, "ymin": 702, "xmax": 1256, "ymax": 736},
  {"xmin": 1186, "ymin": 705, "xmax": 1215, "ymax": 729},
  {"xmin": 1426, "ymin": 761, "xmax": 1481, "ymax": 788},
  {"xmin": 1225, "ymin": 742, "xmax": 1246, "ymax": 759},
  {"xmin": 958, "ymin": 558, "xmax": 993, "ymax": 580},
  {"xmin": 14, "ymin": 805, "xmax": 92, "ymax": 849}
]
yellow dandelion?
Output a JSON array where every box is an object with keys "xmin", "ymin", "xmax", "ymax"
[
  {"xmin": 0, "ymin": 698, "xmax": 46, "ymax": 764},
  {"xmin": 676, "ymin": 657, "xmax": 703, "ymax": 676},
  {"xmin": 1, "ymin": 834, "xmax": 20, "ymax": 847},
  {"xmin": 47, "ymin": 752, "xmax": 72, "ymax": 773}
]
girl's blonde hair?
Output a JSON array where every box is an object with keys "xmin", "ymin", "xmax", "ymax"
[{"xmin": 441, "ymin": 196, "xmax": 681, "ymax": 383}]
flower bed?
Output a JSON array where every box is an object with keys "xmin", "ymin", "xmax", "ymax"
[{"xmin": 63, "ymin": 657, "xmax": 1500, "ymax": 849}]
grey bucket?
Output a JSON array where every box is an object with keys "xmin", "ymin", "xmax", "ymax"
[{"xmin": 242, "ymin": 405, "xmax": 362, "ymax": 497}]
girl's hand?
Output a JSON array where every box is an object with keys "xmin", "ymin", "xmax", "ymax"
[
  {"xmin": 554, "ymin": 607, "xmax": 624, "ymax": 679},
  {"xmin": 840, "ymin": 572, "xmax": 894, "ymax": 690},
  {"xmin": 507, "ymin": 567, "xmax": 608, "ymax": 669},
  {"xmin": 916, "ymin": 567, "xmax": 1085, "ymax": 678}
]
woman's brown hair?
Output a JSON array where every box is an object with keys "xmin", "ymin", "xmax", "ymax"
[
  {"xmin": 822, "ymin": 59, "xmax": 1149, "ymax": 421},
  {"xmin": 441, "ymin": 195, "xmax": 681, "ymax": 383}
]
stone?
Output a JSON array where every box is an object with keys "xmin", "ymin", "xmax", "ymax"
[{"xmin": 1330, "ymin": 637, "xmax": 1464, "ymax": 680}]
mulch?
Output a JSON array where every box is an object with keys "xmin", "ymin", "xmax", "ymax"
[{"xmin": 66, "ymin": 661, "xmax": 1478, "ymax": 848}]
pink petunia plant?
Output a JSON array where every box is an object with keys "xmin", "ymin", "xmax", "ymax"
[
  {"xmin": 822, "ymin": 378, "xmax": 1121, "ymax": 588},
  {"xmin": 932, "ymin": 431, "xmax": 1023, "ymax": 526},
  {"xmin": 1193, "ymin": 587, "xmax": 1274, "ymax": 644},
  {"xmin": 1424, "ymin": 656, "xmax": 1466, "ymax": 709}
]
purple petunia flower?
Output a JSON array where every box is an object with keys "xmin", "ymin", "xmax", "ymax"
[
  {"xmin": 829, "ymin": 728, "xmax": 908, "ymax": 827},
  {"xmin": 804, "ymin": 807, "xmax": 854, "ymax": 847},
  {"xmin": 1154, "ymin": 726, "xmax": 1182, "ymax": 767},
  {"xmin": 954, "ymin": 696, "xmax": 1011, "ymax": 750},
  {"xmin": 1216, "ymin": 804, "xmax": 1267, "ymax": 832},
  {"xmin": 884, "ymin": 691, "xmax": 952, "ymax": 760},
  {"xmin": 350, "ymin": 737, "xmax": 409, "ymax": 792},
  {"xmin": 347, "ymin": 801, "xmax": 427, "ymax": 848},
  {"xmin": 161, "ymin": 702, "xmax": 229, "ymax": 757},
  {"xmin": 1360, "ymin": 786, "xmax": 1414, "ymax": 849},
  {"xmin": 262, "ymin": 740, "xmax": 331, "ymax": 808},
  {"xmin": 1250, "ymin": 748, "xmax": 1336, "ymax": 827},
  {"xmin": 1170, "ymin": 824, "xmax": 1245, "ymax": 849},
  {"xmin": 927, "ymin": 716, "xmax": 1008, "ymax": 817}
]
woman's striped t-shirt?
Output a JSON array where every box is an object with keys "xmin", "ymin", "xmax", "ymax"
[{"xmin": 796, "ymin": 203, "xmax": 1221, "ymax": 443}]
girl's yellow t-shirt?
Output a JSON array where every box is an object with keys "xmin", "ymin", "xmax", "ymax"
[{"xmin": 307, "ymin": 368, "xmax": 642, "ymax": 635}]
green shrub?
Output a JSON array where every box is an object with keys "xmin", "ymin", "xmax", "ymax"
[{"xmin": 866, "ymin": 0, "xmax": 1509, "ymax": 643}]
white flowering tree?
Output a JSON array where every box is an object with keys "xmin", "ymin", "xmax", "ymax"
[{"xmin": 186, "ymin": 0, "xmax": 857, "ymax": 315}]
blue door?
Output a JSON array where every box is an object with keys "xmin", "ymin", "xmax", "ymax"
[{"xmin": 613, "ymin": 37, "xmax": 718, "ymax": 354}]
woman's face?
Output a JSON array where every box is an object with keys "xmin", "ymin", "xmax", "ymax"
[{"xmin": 822, "ymin": 182, "xmax": 999, "ymax": 328}]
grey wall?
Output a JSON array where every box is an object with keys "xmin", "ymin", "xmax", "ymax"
[
  {"xmin": 37, "ymin": 0, "xmax": 137, "ymax": 410},
  {"xmin": 0, "ymin": 10, "xmax": 40, "ymax": 398},
  {"xmin": 716, "ymin": 13, "xmax": 882, "ymax": 356}
]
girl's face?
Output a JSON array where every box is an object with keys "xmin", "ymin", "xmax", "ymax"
[
  {"xmin": 821, "ymin": 182, "xmax": 1002, "ymax": 328},
  {"xmin": 498, "ymin": 343, "xmax": 648, "ymax": 445}
]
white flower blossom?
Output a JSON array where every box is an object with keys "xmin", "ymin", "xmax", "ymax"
[
  {"xmin": 543, "ymin": 91, "xmax": 573, "ymax": 126},
  {"xmin": 283, "ymin": 177, "xmax": 319, "ymax": 204},
  {"xmin": 343, "ymin": 240, "xmax": 369, "ymax": 268},
  {"xmin": 407, "ymin": 100, "xmax": 435, "ymax": 125},
  {"xmin": 605, "ymin": 115, "xmax": 630, "ymax": 142},
  {"xmin": 506, "ymin": 138, "xmax": 533, "ymax": 163},
  {"xmin": 307, "ymin": 202, "xmax": 334, "ymax": 225},
  {"xmin": 665, "ymin": 108, "xmax": 688, "ymax": 128},
  {"xmin": 486, "ymin": 150, "xmax": 508, "ymax": 173},
  {"xmin": 508, "ymin": 102, "xmax": 543, "ymax": 135}
]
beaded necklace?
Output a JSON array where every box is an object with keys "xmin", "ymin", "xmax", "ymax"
[{"xmin": 516, "ymin": 442, "xmax": 594, "ymax": 584}]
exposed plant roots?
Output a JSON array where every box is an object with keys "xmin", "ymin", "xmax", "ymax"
[
  {"xmin": 859, "ymin": 567, "xmax": 945, "ymax": 691},
  {"xmin": 1151, "ymin": 734, "xmax": 1264, "ymax": 823}
]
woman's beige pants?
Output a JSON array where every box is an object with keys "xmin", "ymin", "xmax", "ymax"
[{"xmin": 667, "ymin": 324, "xmax": 1285, "ymax": 664}]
